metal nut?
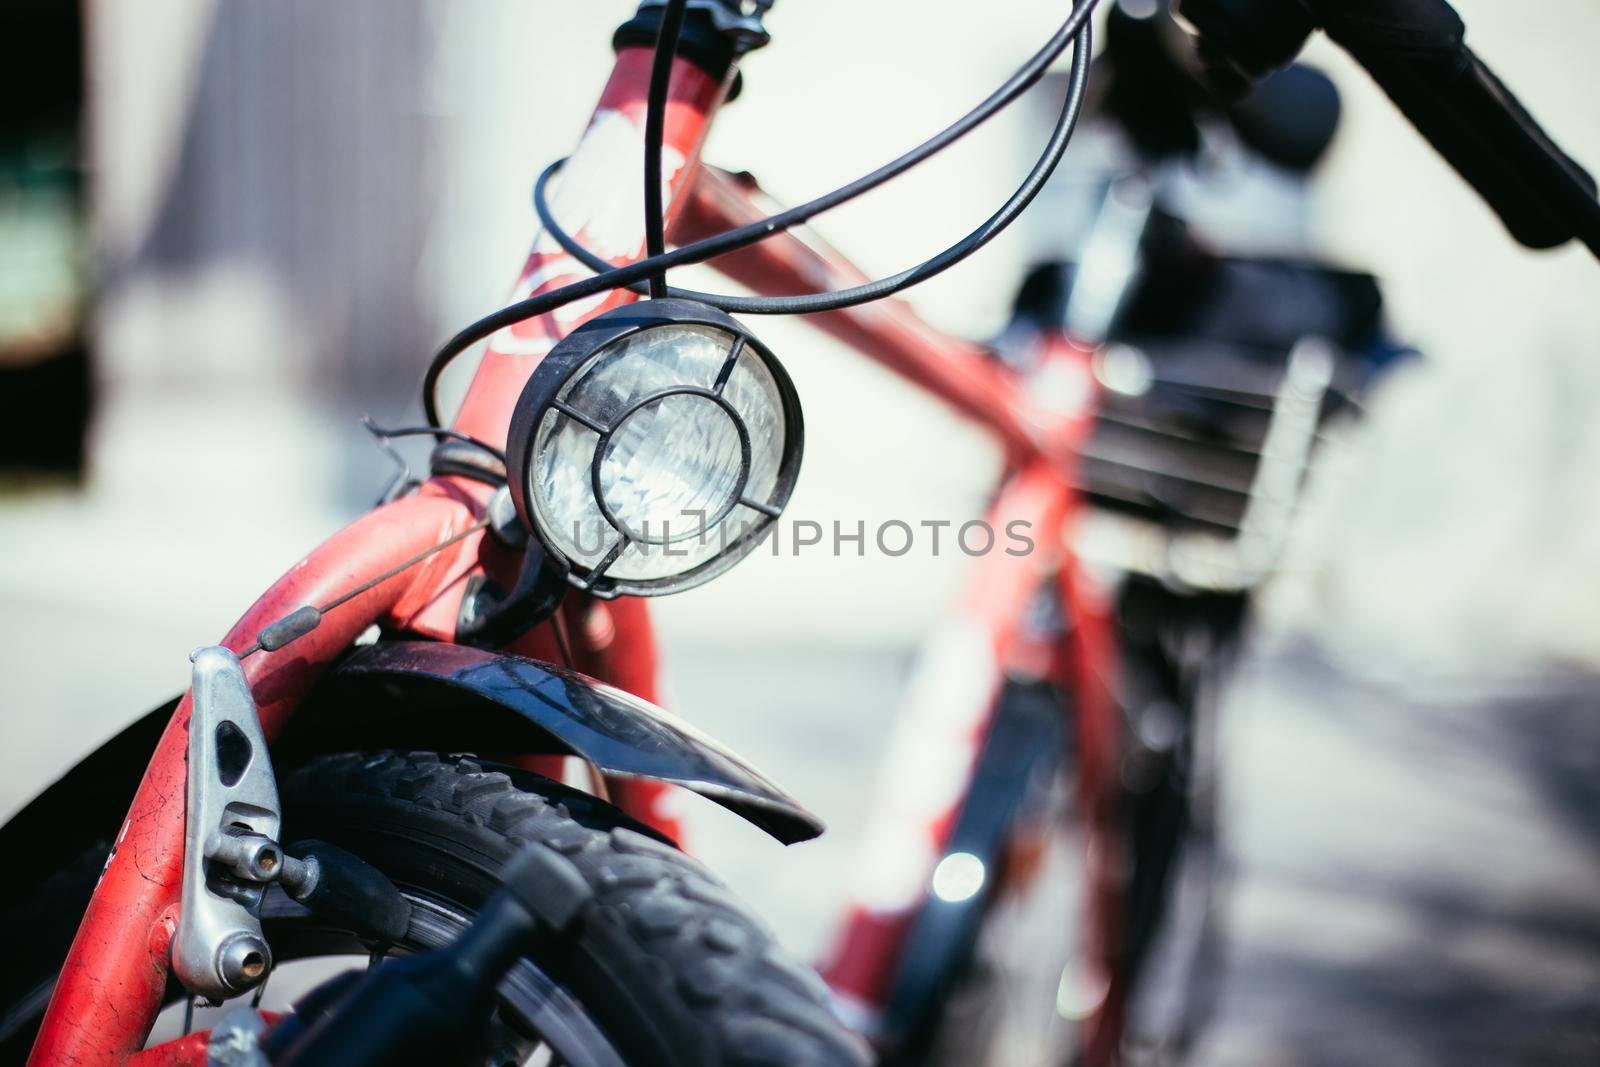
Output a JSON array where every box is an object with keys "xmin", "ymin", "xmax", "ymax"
[{"xmin": 217, "ymin": 934, "xmax": 272, "ymax": 993}]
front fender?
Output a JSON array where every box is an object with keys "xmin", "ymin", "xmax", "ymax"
[
  {"xmin": 2, "ymin": 643, "xmax": 821, "ymax": 871},
  {"xmin": 284, "ymin": 640, "xmax": 823, "ymax": 844}
]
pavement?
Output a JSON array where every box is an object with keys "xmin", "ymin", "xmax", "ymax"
[{"xmin": 1190, "ymin": 639, "xmax": 1600, "ymax": 1067}]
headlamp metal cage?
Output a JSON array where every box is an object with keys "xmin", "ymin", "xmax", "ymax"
[{"xmin": 506, "ymin": 298, "xmax": 803, "ymax": 599}]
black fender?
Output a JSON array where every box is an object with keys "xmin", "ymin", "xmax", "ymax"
[
  {"xmin": 0, "ymin": 642, "xmax": 822, "ymax": 878},
  {"xmin": 285, "ymin": 640, "xmax": 822, "ymax": 844}
]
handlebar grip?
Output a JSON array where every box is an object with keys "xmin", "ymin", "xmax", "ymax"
[{"xmin": 1307, "ymin": 0, "xmax": 1600, "ymax": 251}]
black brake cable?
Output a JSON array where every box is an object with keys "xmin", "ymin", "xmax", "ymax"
[
  {"xmin": 643, "ymin": 0, "xmax": 688, "ymax": 299},
  {"xmin": 361, "ymin": 417, "xmax": 508, "ymax": 464},
  {"xmin": 422, "ymin": 0, "xmax": 1100, "ymax": 427},
  {"xmin": 534, "ymin": 11, "xmax": 1092, "ymax": 316}
]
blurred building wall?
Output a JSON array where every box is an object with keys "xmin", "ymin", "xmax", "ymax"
[{"xmin": 90, "ymin": 0, "xmax": 437, "ymax": 398}]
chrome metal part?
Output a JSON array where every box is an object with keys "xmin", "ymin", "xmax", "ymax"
[
  {"xmin": 1225, "ymin": 335, "xmax": 1336, "ymax": 577},
  {"xmin": 485, "ymin": 484, "xmax": 529, "ymax": 549},
  {"xmin": 173, "ymin": 646, "xmax": 281, "ymax": 1000},
  {"xmin": 277, "ymin": 850, "xmax": 317, "ymax": 897},
  {"xmin": 1063, "ymin": 176, "xmax": 1155, "ymax": 345},
  {"xmin": 204, "ymin": 827, "xmax": 283, "ymax": 884},
  {"xmin": 206, "ymin": 1004, "xmax": 272, "ymax": 1067}
]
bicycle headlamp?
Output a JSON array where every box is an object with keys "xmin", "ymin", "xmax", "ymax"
[{"xmin": 506, "ymin": 299, "xmax": 802, "ymax": 598}]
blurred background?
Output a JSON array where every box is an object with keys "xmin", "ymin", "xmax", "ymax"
[{"xmin": 1, "ymin": 0, "xmax": 1597, "ymax": 1062}]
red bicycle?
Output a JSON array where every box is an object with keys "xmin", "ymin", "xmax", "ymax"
[{"xmin": 3, "ymin": 0, "xmax": 1596, "ymax": 1064}]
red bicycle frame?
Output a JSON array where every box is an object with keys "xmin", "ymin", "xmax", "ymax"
[{"xmin": 29, "ymin": 32, "xmax": 1123, "ymax": 1067}]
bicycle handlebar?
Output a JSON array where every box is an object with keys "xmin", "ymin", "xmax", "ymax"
[
  {"xmin": 1177, "ymin": 0, "xmax": 1600, "ymax": 258},
  {"xmin": 1312, "ymin": 0, "xmax": 1599, "ymax": 253}
]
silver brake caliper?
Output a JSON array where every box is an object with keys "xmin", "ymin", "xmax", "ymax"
[{"xmin": 172, "ymin": 646, "xmax": 289, "ymax": 1001}]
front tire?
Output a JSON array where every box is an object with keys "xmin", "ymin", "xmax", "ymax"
[{"xmin": 0, "ymin": 751, "xmax": 866, "ymax": 1067}]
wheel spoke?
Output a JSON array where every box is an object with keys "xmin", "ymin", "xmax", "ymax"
[{"xmin": 250, "ymin": 967, "xmax": 272, "ymax": 1008}]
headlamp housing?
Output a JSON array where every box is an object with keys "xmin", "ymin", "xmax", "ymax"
[{"xmin": 506, "ymin": 299, "xmax": 803, "ymax": 598}]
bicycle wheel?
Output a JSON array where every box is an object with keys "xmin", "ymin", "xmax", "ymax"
[{"xmin": 0, "ymin": 751, "xmax": 867, "ymax": 1067}]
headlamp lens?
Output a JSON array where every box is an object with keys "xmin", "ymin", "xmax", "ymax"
[
  {"xmin": 515, "ymin": 308, "xmax": 798, "ymax": 594},
  {"xmin": 596, "ymin": 392, "xmax": 744, "ymax": 543}
]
